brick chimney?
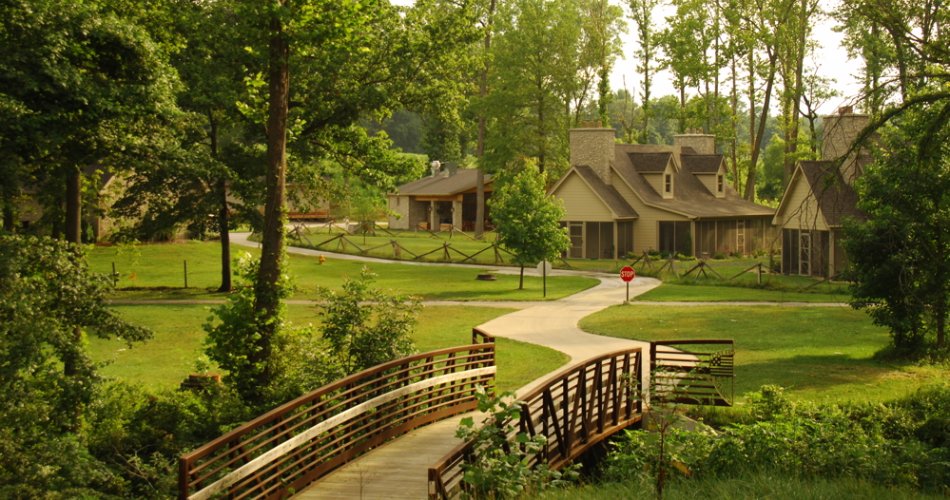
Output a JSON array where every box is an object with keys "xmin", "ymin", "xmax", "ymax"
[
  {"xmin": 822, "ymin": 106, "xmax": 869, "ymax": 185},
  {"xmin": 673, "ymin": 133, "xmax": 716, "ymax": 154},
  {"xmin": 570, "ymin": 128, "xmax": 616, "ymax": 184}
]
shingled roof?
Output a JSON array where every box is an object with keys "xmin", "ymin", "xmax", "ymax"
[
  {"xmin": 628, "ymin": 152, "xmax": 672, "ymax": 173},
  {"xmin": 574, "ymin": 166, "xmax": 639, "ymax": 219},
  {"xmin": 783, "ymin": 161, "xmax": 863, "ymax": 226},
  {"xmin": 394, "ymin": 169, "xmax": 492, "ymax": 196},
  {"xmin": 611, "ymin": 147, "xmax": 774, "ymax": 219}
]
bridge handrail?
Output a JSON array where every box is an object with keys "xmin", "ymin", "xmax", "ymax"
[
  {"xmin": 428, "ymin": 346, "xmax": 643, "ymax": 499},
  {"xmin": 650, "ymin": 339, "xmax": 735, "ymax": 406},
  {"xmin": 179, "ymin": 339, "xmax": 496, "ymax": 500}
]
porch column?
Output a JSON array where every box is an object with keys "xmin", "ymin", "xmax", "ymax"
[
  {"xmin": 429, "ymin": 201, "xmax": 438, "ymax": 231},
  {"xmin": 612, "ymin": 222, "xmax": 619, "ymax": 260},
  {"xmin": 452, "ymin": 199, "xmax": 462, "ymax": 230}
]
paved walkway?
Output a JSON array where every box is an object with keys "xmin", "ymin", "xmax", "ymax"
[{"xmin": 259, "ymin": 232, "xmax": 661, "ymax": 499}]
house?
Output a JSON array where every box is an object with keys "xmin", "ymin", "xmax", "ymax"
[
  {"xmin": 550, "ymin": 128, "xmax": 776, "ymax": 259},
  {"xmin": 773, "ymin": 107, "xmax": 870, "ymax": 277},
  {"xmin": 387, "ymin": 164, "xmax": 492, "ymax": 231},
  {"xmin": 14, "ymin": 167, "xmax": 127, "ymax": 242}
]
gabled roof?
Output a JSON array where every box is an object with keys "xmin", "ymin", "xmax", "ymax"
[
  {"xmin": 628, "ymin": 152, "xmax": 672, "ymax": 173},
  {"xmin": 775, "ymin": 161, "xmax": 862, "ymax": 227},
  {"xmin": 394, "ymin": 169, "xmax": 492, "ymax": 196},
  {"xmin": 573, "ymin": 166, "xmax": 639, "ymax": 219},
  {"xmin": 682, "ymin": 154, "xmax": 722, "ymax": 174},
  {"xmin": 612, "ymin": 148, "xmax": 773, "ymax": 219}
]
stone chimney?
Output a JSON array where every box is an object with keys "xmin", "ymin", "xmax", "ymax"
[
  {"xmin": 673, "ymin": 133, "xmax": 716, "ymax": 155},
  {"xmin": 570, "ymin": 128, "xmax": 616, "ymax": 184},
  {"xmin": 822, "ymin": 106, "xmax": 869, "ymax": 185}
]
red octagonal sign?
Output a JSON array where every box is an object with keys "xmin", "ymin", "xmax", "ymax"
[{"xmin": 620, "ymin": 266, "xmax": 636, "ymax": 282}]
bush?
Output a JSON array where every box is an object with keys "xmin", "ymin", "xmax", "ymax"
[
  {"xmin": 317, "ymin": 268, "xmax": 418, "ymax": 374},
  {"xmin": 604, "ymin": 385, "xmax": 950, "ymax": 494},
  {"xmin": 457, "ymin": 390, "xmax": 578, "ymax": 498}
]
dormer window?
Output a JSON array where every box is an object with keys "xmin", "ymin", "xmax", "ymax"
[
  {"xmin": 717, "ymin": 174, "xmax": 723, "ymax": 193},
  {"xmin": 664, "ymin": 174, "xmax": 672, "ymax": 194}
]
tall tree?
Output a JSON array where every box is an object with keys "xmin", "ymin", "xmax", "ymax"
[
  {"xmin": 205, "ymin": 0, "xmax": 477, "ymax": 404},
  {"xmin": 0, "ymin": 0, "xmax": 179, "ymax": 244},
  {"xmin": 845, "ymin": 108, "xmax": 949, "ymax": 356},
  {"xmin": 628, "ymin": 0, "xmax": 661, "ymax": 142},
  {"xmin": 483, "ymin": 0, "xmax": 584, "ymax": 176}
]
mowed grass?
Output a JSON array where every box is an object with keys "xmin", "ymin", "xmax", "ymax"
[
  {"xmin": 91, "ymin": 304, "xmax": 566, "ymax": 394},
  {"xmin": 635, "ymin": 283, "xmax": 847, "ymax": 303},
  {"xmin": 85, "ymin": 240, "xmax": 597, "ymax": 301},
  {"xmin": 579, "ymin": 304, "xmax": 945, "ymax": 403}
]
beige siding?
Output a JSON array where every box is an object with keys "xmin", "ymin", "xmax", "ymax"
[
  {"xmin": 554, "ymin": 173, "xmax": 614, "ymax": 221},
  {"xmin": 387, "ymin": 195, "xmax": 410, "ymax": 230},
  {"xmin": 642, "ymin": 173, "xmax": 663, "ymax": 197},
  {"xmin": 774, "ymin": 178, "xmax": 829, "ymax": 231},
  {"xmin": 695, "ymin": 174, "xmax": 716, "ymax": 196},
  {"xmin": 612, "ymin": 180, "xmax": 688, "ymax": 254}
]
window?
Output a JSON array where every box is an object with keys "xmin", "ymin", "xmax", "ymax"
[
  {"xmin": 717, "ymin": 174, "xmax": 723, "ymax": 193},
  {"xmin": 664, "ymin": 173, "xmax": 672, "ymax": 193}
]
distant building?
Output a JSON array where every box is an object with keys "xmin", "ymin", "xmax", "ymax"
[
  {"xmin": 550, "ymin": 129, "xmax": 776, "ymax": 259},
  {"xmin": 387, "ymin": 164, "xmax": 492, "ymax": 231},
  {"xmin": 773, "ymin": 107, "xmax": 870, "ymax": 277}
]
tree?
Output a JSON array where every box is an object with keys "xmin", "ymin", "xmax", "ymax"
[
  {"xmin": 628, "ymin": 0, "xmax": 661, "ymax": 142},
  {"xmin": 483, "ymin": 0, "xmax": 584, "ymax": 176},
  {"xmin": 318, "ymin": 270, "xmax": 418, "ymax": 374},
  {"xmin": 0, "ymin": 0, "xmax": 179, "ymax": 243},
  {"xmin": 489, "ymin": 161, "xmax": 570, "ymax": 289},
  {"xmin": 844, "ymin": 108, "xmax": 949, "ymax": 357},
  {"xmin": 0, "ymin": 235, "xmax": 150, "ymax": 494}
]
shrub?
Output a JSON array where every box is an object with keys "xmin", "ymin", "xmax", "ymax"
[
  {"xmin": 457, "ymin": 390, "xmax": 578, "ymax": 498},
  {"xmin": 317, "ymin": 268, "xmax": 418, "ymax": 374}
]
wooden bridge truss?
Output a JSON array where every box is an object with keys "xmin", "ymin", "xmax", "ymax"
[
  {"xmin": 179, "ymin": 332, "xmax": 733, "ymax": 499},
  {"xmin": 178, "ymin": 336, "xmax": 495, "ymax": 500}
]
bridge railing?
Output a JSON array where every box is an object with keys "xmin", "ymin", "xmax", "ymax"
[
  {"xmin": 428, "ymin": 347, "xmax": 643, "ymax": 499},
  {"xmin": 179, "ymin": 340, "xmax": 495, "ymax": 500},
  {"xmin": 650, "ymin": 339, "xmax": 735, "ymax": 407}
]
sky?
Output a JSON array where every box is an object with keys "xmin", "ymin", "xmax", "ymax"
[
  {"xmin": 391, "ymin": 0, "xmax": 865, "ymax": 115},
  {"xmin": 612, "ymin": 0, "xmax": 864, "ymax": 115}
]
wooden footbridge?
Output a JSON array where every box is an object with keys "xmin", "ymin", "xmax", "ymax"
[{"xmin": 178, "ymin": 331, "xmax": 733, "ymax": 500}]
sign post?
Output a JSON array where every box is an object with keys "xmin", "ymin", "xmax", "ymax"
[{"xmin": 620, "ymin": 266, "xmax": 636, "ymax": 303}]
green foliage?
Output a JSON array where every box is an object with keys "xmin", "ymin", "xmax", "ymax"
[
  {"xmin": 489, "ymin": 162, "xmax": 570, "ymax": 288},
  {"xmin": 844, "ymin": 107, "xmax": 950, "ymax": 357},
  {"xmin": 605, "ymin": 385, "xmax": 950, "ymax": 493},
  {"xmin": 317, "ymin": 268, "xmax": 418, "ymax": 374},
  {"xmin": 456, "ymin": 390, "xmax": 578, "ymax": 498},
  {"xmin": 204, "ymin": 253, "xmax": 292, "ymax": 406},
  {"xmin": 0, "ymin": 235, "xmax": 150, "ymax": 496}
]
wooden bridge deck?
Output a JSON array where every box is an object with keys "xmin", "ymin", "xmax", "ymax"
[{"xmin": 295, "ymin": 418, "xmax": 463, "ymax": 499}]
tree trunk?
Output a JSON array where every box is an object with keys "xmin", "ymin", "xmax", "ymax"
[
  {"xmin": 519, "ymin": 264, "xmax": 524, "ymax": 290},
  {"xmin": 2, "ymin": 201, "xmax": 13, "ymax": 232},
  {"xmin": 208, "ymin": 112, "xmax": 232, "ymax": 293},
  {"xmin": 475, "ymin": 0, "xmax": 496, "ymax": 240},
  {"xmin": 65, "ymin": 167, "xmax": 82, "ymax": 244},
  {"xmin": 217, "ymin": 177, "xmax": 232, "ymax": 293},
  {"xmin": 252, "ymin": 1, "xmax": 290, "ymax": 400},
  {"xmin": 745, "ymin": 50, "xmax": 778, "ymax": 201}
]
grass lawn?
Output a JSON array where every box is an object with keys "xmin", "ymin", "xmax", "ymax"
[
  {"xmin": 635, "ymin": 283, "xmax": 848, "ymax": 303},
  {"xmin": 91, "ymin": 304, "xmax": 566, "ymax": 394},
  {"xmin": 85, "ymin": 240, "xmax": 597, "ymax": 301},
  {"xmin": 579, "ymin": 304, "xmax": 945, "ymax": 403}
]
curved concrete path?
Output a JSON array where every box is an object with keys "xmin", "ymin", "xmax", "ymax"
[{"xmin": 245, "ymin": 234, "xmax": 661, "ymax": 499}]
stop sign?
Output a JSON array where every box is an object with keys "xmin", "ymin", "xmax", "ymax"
[{"xmin": 620, "ymin": 266, "xmax": 636, "ymax": 282}]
